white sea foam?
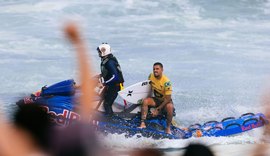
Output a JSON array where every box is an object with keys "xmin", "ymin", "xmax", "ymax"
[{"xmin": 101, "ymin": 128, "xmax": 263, "ymax": 150}]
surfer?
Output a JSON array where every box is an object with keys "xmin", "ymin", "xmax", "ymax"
[
  {"xmin": 138, "ymin": 62, "xmax": 174, "ymax": 134},
  {"xmin": 97, "ymin": 43, "xmax": 124, "ymax": 117}
]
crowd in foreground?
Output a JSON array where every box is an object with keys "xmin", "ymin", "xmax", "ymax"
[
  {"xmin": 2, "ymin": 102, "xmax": 269, "ymax": 156},
  {"xmin": 0, "ymin": 103, "xmax": 216, "ymax": 156}
]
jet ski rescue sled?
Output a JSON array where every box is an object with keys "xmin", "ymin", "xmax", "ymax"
[{"xmin": 16, "ymin": 79, "xmax": 268, "ymax": 139}]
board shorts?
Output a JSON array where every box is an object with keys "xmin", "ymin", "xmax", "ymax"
[{"xmin": 151, "ymin": 97, "xmax": 176, "ymax": 116}]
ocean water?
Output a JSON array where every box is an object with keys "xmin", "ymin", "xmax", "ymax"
[{"xmin": 1, "ymin": 0, "xmax": 270, "ymax": 153}]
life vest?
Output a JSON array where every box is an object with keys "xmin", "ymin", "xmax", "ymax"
[{"xmin": 100, "ymin": 54, "xmax": 124, "ymax": 84}]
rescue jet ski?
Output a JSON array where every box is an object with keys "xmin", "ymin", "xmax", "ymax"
[{"xmin": 16, "ymin": 79, "xmax": 268, "ymax": 139}]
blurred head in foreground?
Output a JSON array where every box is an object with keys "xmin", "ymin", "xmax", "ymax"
[
  {"xmin": 13, "ymin": 103, "xmax": 52, "ymax": 152},
  {"xmin": 183, "ymin": 143, "xmax": 215, "ymax": 156},
  {"xmin": 51, "ymin": 122, "xmax": 102, "ymax": 156}
]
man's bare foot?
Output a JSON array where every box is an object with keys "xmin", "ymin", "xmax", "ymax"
[
  {"xmin": 165, "ymin": 127, "xmax": 172, "ymax": 134},
  {"xmin": 138, "ymin": 122, "xmax": 146, "ymax": 128}
]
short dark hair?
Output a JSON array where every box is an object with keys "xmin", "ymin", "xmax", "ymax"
[
  {"xmin": 13, "ymin": 104, "xmax": 52, "ymax": 150},
  {"xmin": 183, "ymin": 143, "xmax": 214, "ymax": 156},
  {"xmin": 153, "ymin": 62, "xmax": 163, "ymax": 68}
]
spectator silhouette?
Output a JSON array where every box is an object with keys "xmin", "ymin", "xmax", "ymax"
[
  {"xmin": 13, "ymin": 103, "xmax": 52, "ymax": 154},
  {"xmin": 183, "ymin": 143, "xmax": 215, "ymax": 156},
  {"xmin": 14, "ymin": 103, "xmax": 102, "ymax": 156},
  {"xmin": 50, "ymin": 122, "xmax": 102, "ymax": 156}
]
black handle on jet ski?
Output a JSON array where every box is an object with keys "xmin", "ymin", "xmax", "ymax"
[
  {"xmin": 241, "ymin": 112, "xmax": 255, "ymax": 118},
  {"xmin": 221, "ymin": 117, "xmax": 235, "ymax": 122},
  {"xmin": 242, "ymin": 118, "xmax": 258, "ymax": 126},
  {"xmin": 225, "ymin": 123, "xmax": 241, "ymax": 129}
]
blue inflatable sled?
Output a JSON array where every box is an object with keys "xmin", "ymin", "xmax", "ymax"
[{"xmin": 16, "ymin": 79, "xmax": 268, "ymax": 139}]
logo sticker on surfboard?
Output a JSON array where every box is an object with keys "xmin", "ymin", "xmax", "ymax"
[
  {"xmin": 127, "ymin": 90, "xmax": 133, "ymax": 96},
  {"xmin": 118, "ymin": 80, "xmax": 151, "ymax": 104}
]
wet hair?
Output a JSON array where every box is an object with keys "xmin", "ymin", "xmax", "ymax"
[{"xmin": 153, "ymin": 62, "xmax": 163, "ymax": 68}]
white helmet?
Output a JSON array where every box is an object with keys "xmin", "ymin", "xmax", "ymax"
[{"xmin": 97, "ymin": 43, "xmax": 111, "ymax": 57}]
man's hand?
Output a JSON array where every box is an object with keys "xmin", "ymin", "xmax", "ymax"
[
  {"xmin": 64, "ymin": 22, "xmax": 81, "ymax": 44},
  {"xmin": 151, "ymin": 108, "xmax": 160, "ymax": 117}
]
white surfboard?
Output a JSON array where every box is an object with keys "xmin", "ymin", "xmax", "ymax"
[{"xmin": 118, "ymin": 80, "xmax": 152, "ymax": 104}]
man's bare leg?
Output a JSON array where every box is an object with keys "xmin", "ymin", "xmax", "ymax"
[
  {"xmin": 138, "ymin": 98, "xmax": 156, "ymax": 128},
  {"xmin": 165, "ymin": 103, "xmax": 174, "ymax": 134},
  {"xmin": 138, "ymin": 102, "xmax": 147, "ymax": 128}
]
